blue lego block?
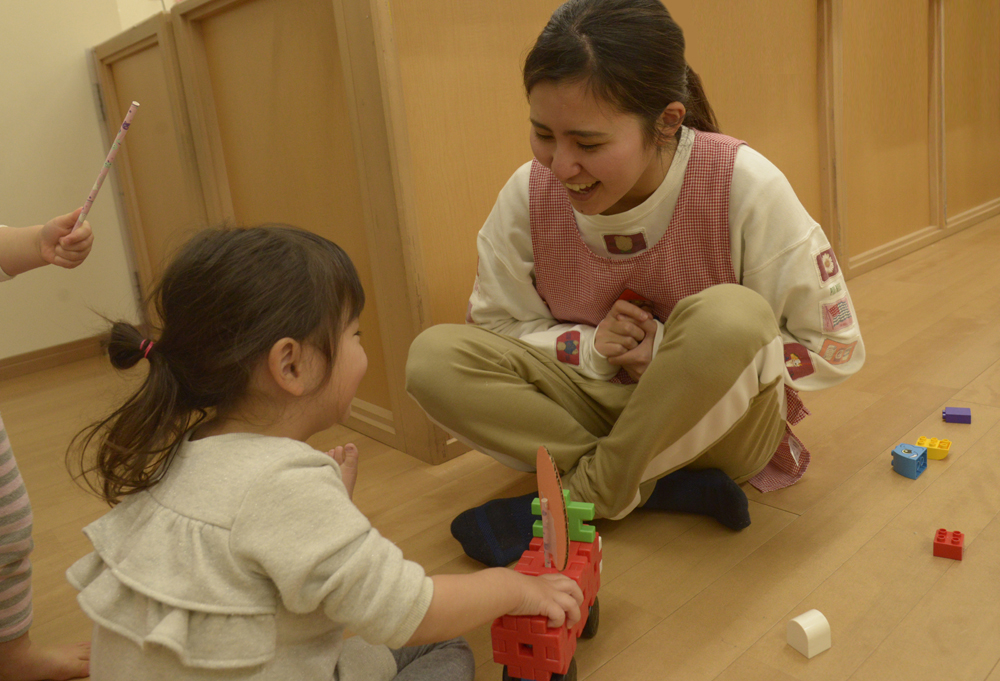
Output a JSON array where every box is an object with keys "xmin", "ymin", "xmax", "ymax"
[
  {"xmin": 942, "ymin": 407, "xmax": 972, "ymax": 424},
  {"xmin": 891, "ymin": 444, "xmax": 927, "ymax": 479}
]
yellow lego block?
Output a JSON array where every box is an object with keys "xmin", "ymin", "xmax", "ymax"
[{"xmin": 916, "ymin": 436, "xmax": 951, "ymax": 460}]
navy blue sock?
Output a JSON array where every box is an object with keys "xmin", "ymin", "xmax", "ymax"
[
  {"xmin": 450, "ymin": 492, "xmax": 537, "ymax": 567},
  {"xmin": 643, "ymin": 468, "xmax": 751, "ymax": 530}
]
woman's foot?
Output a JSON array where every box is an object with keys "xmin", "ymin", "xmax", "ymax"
[
  {"xmin": 0, "ymin": 633, "xmax": 90, "ymax": 681},
  {"xmin": 643, "ymin": 468, "xmax": 751, "ymax": 530},
  {"xmin": 450, "ymin": 491, "xmax": 538, "ymax": 567}
]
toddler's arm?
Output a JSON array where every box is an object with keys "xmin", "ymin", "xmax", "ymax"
[
  {"xmin": 0, "ymin": 208, "xmax": 94, "ymax": 277},
  {"xmin": 405, "ymin": 570, "xmax": 583, "ymax": 646}
]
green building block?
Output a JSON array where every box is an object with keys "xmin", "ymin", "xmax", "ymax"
[
  {"xmin": 530, "ymin": 490, "xmax": 596, "ymax": 543},
  {"xmin": 566, "ymin": 499, "xmax": 595, "ymax": 543}
]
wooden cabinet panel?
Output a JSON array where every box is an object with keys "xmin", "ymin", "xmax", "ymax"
[
  {"xmin": 175, "ymin": 0, "xmax": 394, "ymax": 420},
  {"xmin": 842, "ymin": 0, "xmax": 931, "ymax": 257},
  {"xmin": 93, "ymin": 15, "xmax": 208, "ymax": 303},
  {"xmin": 389, "ymin": 0, "xmax": 563, "ymax": 326},
  {"xmin": 670, "ymin": 0, "xmax": 822, "ymax": 225},
  {"xmin": 945, "ymin": 0, "xmax": 1000, "ymax": 220}
]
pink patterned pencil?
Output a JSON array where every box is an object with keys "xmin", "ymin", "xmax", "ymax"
[{"xmin": 72, "ymin": 101, "xmax": 139, "ymax": 231}]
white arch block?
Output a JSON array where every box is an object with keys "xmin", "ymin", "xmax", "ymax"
[{"xmin": 787, "ymin": 609, "xmax": 831, "ymax": 658}]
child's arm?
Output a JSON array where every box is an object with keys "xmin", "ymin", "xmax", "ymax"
[
  {"xmin": 0, "ymin": 208, "xmax": 94, "ymax": 277},
  {"xmin": 405, "ymin": 569, "xmax": 583, "ymax": 646}
]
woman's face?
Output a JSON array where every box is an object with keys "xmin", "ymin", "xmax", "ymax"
[{"xmin": 528, "ymin": 80, "xmax": 671, "ymax": 216}]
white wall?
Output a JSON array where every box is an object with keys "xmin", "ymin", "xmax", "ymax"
[
  {"xmin": 116, "ymin": 0, "xmax": 166, "ymax": 31},
  {"xmin": 0, "ymin": 0, "xmax": 145, "ymax": 359}
]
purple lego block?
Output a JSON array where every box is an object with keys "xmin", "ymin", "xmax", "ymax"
[{"xmin": 942, "ymin": 407, "xmax": 972, "ymax": 424}]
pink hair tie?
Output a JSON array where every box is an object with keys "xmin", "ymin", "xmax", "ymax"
[{"xmin": 140, "ymin": 339, "xmax": 155, "ymax": 359}]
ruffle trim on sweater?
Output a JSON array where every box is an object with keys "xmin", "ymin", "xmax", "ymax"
[
  {"xmin": 67, "ymin": 552, "xmax": 277, "ymax": 669},
  {"xmin": 65, "ymin": 490, "xmax": 282, "ymax": 669}
]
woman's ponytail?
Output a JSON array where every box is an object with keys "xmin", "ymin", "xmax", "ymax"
[{"xmin": 682, "ymin": 66, "xmax": 720, "ymax": 134}]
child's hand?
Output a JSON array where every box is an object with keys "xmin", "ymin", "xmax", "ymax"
[
  {"xmin": 39, "ymin": 208, "xmax": 93, "ymax": 269},
  {"xmin": 595, "ymin": 300, "xmax": 650, "ymax": 359},
  {"xmin": 326, "ymin": 443, "xmax": 359, "ymax": 498},
  {"xmin": 510, "ymin": 572, "xmax": 584, "ymax": 629}
]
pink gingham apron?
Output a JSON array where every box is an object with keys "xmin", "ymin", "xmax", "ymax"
[{"xmin": 528, "ymin": 131, "xmax": 809, "ymax": 492}]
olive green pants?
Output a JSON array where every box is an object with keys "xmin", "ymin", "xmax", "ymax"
[{"xmin": 406, "ymin": 284, "xmax": 787, "ymax": 520}]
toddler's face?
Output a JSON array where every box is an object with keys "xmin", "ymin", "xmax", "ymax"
[{"xmin": 326, "ymin": 317, "xmax": 368, "ymax": 424}]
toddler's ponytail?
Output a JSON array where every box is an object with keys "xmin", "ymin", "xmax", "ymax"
[{"xmin": 71, "ymin": 321, "xmax": 198, "ymax": 505}]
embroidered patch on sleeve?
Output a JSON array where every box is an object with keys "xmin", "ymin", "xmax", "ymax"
[
  {"xmin": 813, "ymin": 247, "xmax": 841, "ymax": 283},
  {"xmin": 820, "ymin": 339, "xmax": 857, "ymax": 365},
  {"xmin": 784, "ymin": 342, "xmax": 814, "ymax": 380},
  {"xmin": 603, "ymin": 231, "xmax": 648, "ymax": 255},
  {"xmin": 556, "ymin": 330, "xmax": 581, "ymax": 365},
  {"xmin": 821, "ymin": 296, "xmax": 854, "ymax": 332}
]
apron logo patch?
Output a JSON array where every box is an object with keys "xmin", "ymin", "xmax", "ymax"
[
  {"xmin": 822, "ymin": 296, "xmax": 854, "ymax": 332},
  {"xmin": 814, "ymin": 248, "xmax": 840, "ymax": 283},
  {"xmin": 820, "ymin": 339, "xmax": 857, "ymax": 365},
  {"xmin": 556, "ymin": 330, "xmax": 581, "ymax": 365},
  {"xmin": 603, "ymin": 232, "xmax": 648, "ymax": 255},
  {"xmin": 784, "ymin": 343, "xmax": 814, "ymax": 380}
]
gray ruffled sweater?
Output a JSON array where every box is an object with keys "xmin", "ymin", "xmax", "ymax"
[{"xmin": 68, "ymin": 432, "xmax": 433, "ymax": 680}]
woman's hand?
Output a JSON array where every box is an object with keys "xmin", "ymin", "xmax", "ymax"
[
  {"xmin": 608, "ymin": 315, "xmax": 659, "ymax": 381},
  {"xmin": 595, "ymin": 300, "xmax": 651, "ymax": 359}
]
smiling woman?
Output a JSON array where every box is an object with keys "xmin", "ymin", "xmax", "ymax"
[
  {"xmin": 404, "ymin": 0, "xmax": 865, "ymax": 569},
  {"xmin": 527, "ymin": 80, "xmax": 685, "ymax": 215}
]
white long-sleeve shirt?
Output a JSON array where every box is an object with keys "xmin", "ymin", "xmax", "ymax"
[{"xmin": 468, "ymin": 126, "xmax": 864, "ymax": 390}]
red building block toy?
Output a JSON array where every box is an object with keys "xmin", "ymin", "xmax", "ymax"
[
  {"xmin": 933, "ymin": 528, "xmax": 963, "ymax": 560},
  {"xmin": 491, "ymin": 536, "xmax": 602, "ymax": 681}
]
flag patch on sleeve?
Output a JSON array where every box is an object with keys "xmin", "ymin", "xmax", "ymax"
[
  {"xmin": 814, "ymin": 247, "xmax": 841, "ymax": 283},
  {"xmin": 784, "ymin": 342, "xmax": 814, "ymax": 380},
  {"xmin": 603, "ymin": 231, "xmax": 648, "ymax": 255},
  {"xmin": 556, "ymin": 331, "xmax": 581, "ymax": 365},
  {"xmin": 820, "ymin": 339, "xmax": 857, "ymax": 365},
  {"xmin": 821, "ymin": 296, "xmax": 854, "ymax": 332}
]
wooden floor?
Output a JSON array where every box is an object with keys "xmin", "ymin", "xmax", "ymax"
[{"xmin": 5, "ymin": 214, "xmax": 1000, "ymax": 681}]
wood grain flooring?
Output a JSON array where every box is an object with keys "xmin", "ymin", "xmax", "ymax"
[{"xmin": 3, "ymin": 215, "xmax": 999, "ymax": 680}]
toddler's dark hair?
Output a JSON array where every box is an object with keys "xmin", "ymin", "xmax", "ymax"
[
  {"xmin": 524, "ymin": 0, "xmax": 720, "ymax": 145},
  {"xmin": 70, "ymin": 224, "xmax": 364, "ymax": 504}
]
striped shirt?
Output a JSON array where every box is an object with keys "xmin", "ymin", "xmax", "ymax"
[{"xmin": 0, "ymin": 412, "xmax": 33, "ymax": 642}]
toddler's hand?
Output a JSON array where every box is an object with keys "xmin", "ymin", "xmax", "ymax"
[
  {"xmin": 326, "ymin": 443, "xmax": 359, "ymax": 499},
  {"xmin": 39, "ymin": 208, "xmax": 93, "ymax": 269},
  {"xmin": 595, "ymin": 300, "xmax": 650, "ymax": 359},
  {"xmin": 510, "ymin": 572, "xmax": 583, "ymax": 629}
]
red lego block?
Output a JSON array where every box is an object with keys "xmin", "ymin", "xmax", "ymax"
[
  {"xmin": 491, "ymin": 613, "xmax": 573, "ymax": 681},
  {"xmin": 933, "ymin": 528, "xmax": 964, "ymax": 560},
  {"xmin": 492, "ymin": 533, "xmax": 602, "ymax": 681}
]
